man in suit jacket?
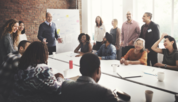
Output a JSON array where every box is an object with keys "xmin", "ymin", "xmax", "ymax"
[
  {"xmin": 38, "ymin": 12, "xmax": 62, "ymax": 55},
  {"xmin": 60, "ymin": 53, "xmax": 119, "ymax": 102},
  {"xmin": 139, "ymin": 12, "xmax": 160, "ymax": 66}
]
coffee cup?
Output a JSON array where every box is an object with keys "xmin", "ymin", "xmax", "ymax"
[
  {"xmin": 145, "ymin": 90, "xmax": 153, "ymax": 102},
  {"xmin": 111, "ymin": 64, "xmax": 118, "ymax": 73},
  {"xmin": 157, "ymin": 72, "xmax": 165, "ymax": 82}
]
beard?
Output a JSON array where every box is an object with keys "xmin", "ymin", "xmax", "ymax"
[{"xmin": 103, "ymin": 41, "xmax": 107, "ymax": 44}]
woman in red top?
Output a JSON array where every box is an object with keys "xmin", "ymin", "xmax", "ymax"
[{"xmin": 120, "ymin": 38, "xmax": 147, "ymax": 65}]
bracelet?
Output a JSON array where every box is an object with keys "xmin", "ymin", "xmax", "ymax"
[{"xmin": 164, "ymin": 64, "xmax": 167, "ymax": 68}]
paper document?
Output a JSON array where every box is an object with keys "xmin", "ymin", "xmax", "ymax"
[
  {"xmin": 69, "ymin": 76, "xmax": 80, "ymax": 81},
  {"xmin": 117, "ymin": 71, "xmax": 142, "ymax": 78},
  {"xmin": 67, "ymin": 53, "xmax": 79, "ymax": 57}
]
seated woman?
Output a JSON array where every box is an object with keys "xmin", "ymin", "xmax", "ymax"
[
  {"xmin": 151, "ymin": 34, "xmax": 178, "ymax": 70},
  {"xmin": 0, "ymin": 19, "xmax": 19, "ymax": 64},
  {"xmin": 8, "ymin": 41, "xmax": 64, "ymax": 102},
  {"xmin": 120, "ymin": 38, "xmax": 147, "ymax": 65},
  {"xmin": 74, "ymin": 33, "xmax": 92, "ymax": 57}
]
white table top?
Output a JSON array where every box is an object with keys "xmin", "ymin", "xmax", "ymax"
[
  {"xmin": 49, "ymin": 51, "xmax": 178, "ymax": 94},
  {"xmin": 48, "ymin": 58, "xmax": 175, "ymax": 102},
  {"xmin": 100, "ymin": 60, "xmax": 178, "ymax": 94},
  {"xmin": 48, "ymin": 58, "xmax": 81, "ymax": 78}
]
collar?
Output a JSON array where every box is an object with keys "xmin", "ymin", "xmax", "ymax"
[
  {"xmin": 145, "ymin": 21, "xmax": 151, "ymax": 27},
  {"xmin": 45, "ymin": 21, "xmax": 52, "ymax": 26},
  {"xmin": 126, "ymin": 20, "xmax": 133, "ymax": 24},
  {"xmin": 105, "ymin": 44, "xmax": 111, "ymax": 49},
  {"xmin": 76, "ymin": 76, "xmax": 96, "ymax": 84}
]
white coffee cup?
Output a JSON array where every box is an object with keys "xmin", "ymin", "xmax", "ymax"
[
  {"xmin": 157, "ymin": 72, "xmax": 165, "ymax": 82},
  {"xmin": 53, "ymin": 52, "xmax": 56, "ymax": 57},
  {"xmin": 145, "ymin": 90, "xmax": 153, "ymax": 102},
  {"xmin": 111, "ymin": 64, "xmax": 118, "ymax": 73}
]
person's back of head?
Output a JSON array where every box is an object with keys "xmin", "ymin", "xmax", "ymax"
[
  {"xmin": 18, "ymin": 41, "xmax": 48, "ymax": 70},
  {"xmin": 18, "ymin": 40, "xmax": 30, "ymax": 55},
  {"xmin": 61, "ymin": 54, "xmax": 118, "ymax": 102},
  {"xmin": 80, "ymin": 53, "xmax": 101, "ymax": 83}
]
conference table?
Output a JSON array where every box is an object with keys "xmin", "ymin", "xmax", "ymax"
[
  {"xmin": 49, "ymin": 51, "xmax": 178, "ymax": 95},
  {"xmin": 48, "ymin": 58, "xmax": 175, "ymax": 102}
]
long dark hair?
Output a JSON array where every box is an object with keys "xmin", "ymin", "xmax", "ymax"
[
  {"xmin": 0, "ymin": 19, "xmax": 19, "ymax": 47},
  {"xmin": 78, "ymin": 33, "xmax": 90, "ymax": 44},
  {"xmin": 18, "ymin": 41, "xmax": 48, "ymax": 70},
  {"xmin": 164, "ymin": 35, "xmax": 177, "ymax": 50},
  {"xmin": 19, "ymin": 21, "xmax": 25, "ymax": 34},
  {"xmin": 95, "ymin": 16, "xmax": 103, "ymax": 27}
]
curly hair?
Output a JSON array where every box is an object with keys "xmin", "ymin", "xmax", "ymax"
[
  {"xmin": 78, "ymin": 33, "xmax": 90, "ymax": 44},
  {"xmin": 0, "ymin": 19, "xmax": 19, "ymax": 48},
  {"xmin": 18, "ymin": 41, "xmax": 48, "ymax": 70}
]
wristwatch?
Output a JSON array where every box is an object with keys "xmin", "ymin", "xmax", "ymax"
[{"xmin": 164, "ymin": 64, "xmax": 167, "ymax": 68}]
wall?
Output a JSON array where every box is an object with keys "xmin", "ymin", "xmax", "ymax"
[
  {"xmin": 0, "ymin": 0, "xmax": 82, "ymax": 42},
  {"xmin": 81, "ymin": 0, "xmax": 88, "ymax": 34}
]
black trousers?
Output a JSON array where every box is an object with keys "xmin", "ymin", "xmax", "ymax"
[
  {"xmin": 121, "ymin": 46, "xmax": 134, "ymax": 57},
  {"xmin": 93, "ymin": 41, "xmax": 103, "ymax": 51},
  {"xmin": 48, "ymin": 46, "xmax": 56, "ymax": 55},
  {"xmin": 116, "ymin": 49, "xmax": 122, "ymax": 60},
  {"xmin": 147, "ymin": 51, "xmax": 158, "ymax": 66}
]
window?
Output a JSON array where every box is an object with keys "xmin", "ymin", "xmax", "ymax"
[
  {"xmin": 88, "ymin": 0, "xmax": 123, "ymax": 41},
  {"xmin": 154, "ymin": 0, "xmax": 172, "ymax": 36},
  {"xmin": 134, "ymin": 0, "xmax": 153, "ymax": 26},
  {"xmin": 133, "ymin": 0, "xmax": 177, "ymax": 46},
  {"xmin": 87, "ymin": 0, "xmax": 177, "ymax": 43},
  {"xmin": 174, "ymin": 0, "xmax": 178, "ymax": 42}
]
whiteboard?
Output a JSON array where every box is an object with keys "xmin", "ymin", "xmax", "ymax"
[{"xmin": 47, "ymin": 9, "xmax": 80, "ymax": 53}]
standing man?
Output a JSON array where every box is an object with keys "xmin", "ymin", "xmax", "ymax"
[
  {"xmin": 121, "ymin": 11, "xmax": 141, "ymax": 57},
  {"xmin": 140, "ymin": 12, "xmax": 160, "ymax": 66},
  {"xmin": 38, "ymin": 12, "xmax": 62, "ymax": 55}
]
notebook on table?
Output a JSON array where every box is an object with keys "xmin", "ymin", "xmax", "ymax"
[{"xmin": 117, "ymin": 71, "xmax": 142, "ymax": 78}]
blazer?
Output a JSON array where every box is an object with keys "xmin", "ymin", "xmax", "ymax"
[
  {"xmin": 139, "ymin": 21, "xmax": 160, "ymax": 51},
  {"xmin": 60, "ymin": 76, "xmax": 119, "ymax": 102}
]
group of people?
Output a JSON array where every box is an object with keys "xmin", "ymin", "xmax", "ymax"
[
  {"xmin": 0, "ymin": 11, "xmax": 178, "ymax": 102},
  {"xmin": 0, "ymin": 19, "xmax": 27, "ymax": 64},
  {"xmin": 74, "ymin": 11, "xmax": 178, "ymax": 70}
]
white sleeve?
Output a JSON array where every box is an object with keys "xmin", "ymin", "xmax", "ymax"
[{"xmin": 102, "ymin": 25, "xmax": 106, "ymax": 37}]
